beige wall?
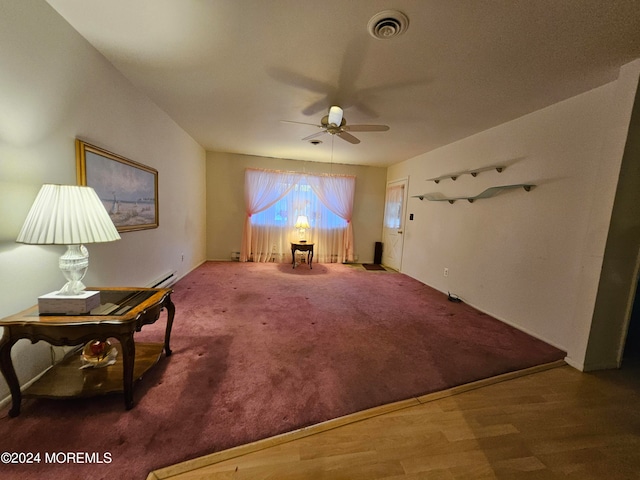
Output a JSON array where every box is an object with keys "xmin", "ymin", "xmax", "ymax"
[
  {"xmin": 387, "ymin": 61, "xmax": 640, "ymax": 369},
  {"xmin": 0, "ymin": 1, "xmax": 207, "ymax": 399},
  {"xmin": 206, "ymin": 151, "xmax": 387, "ymax": 263}
]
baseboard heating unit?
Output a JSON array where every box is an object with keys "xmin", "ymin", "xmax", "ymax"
[{"xmin": 146, "ymin": 270, "xmax": 177, "ymax": 288}]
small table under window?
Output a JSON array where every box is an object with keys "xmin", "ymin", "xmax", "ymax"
[{"xmin": 291, "ymin": 242, "xmax": 314, "ymax": 269}]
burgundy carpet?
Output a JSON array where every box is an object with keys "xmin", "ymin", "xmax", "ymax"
[{"xmin": 0, "ymin": 262, "xmax": 564, "ymax": 479}]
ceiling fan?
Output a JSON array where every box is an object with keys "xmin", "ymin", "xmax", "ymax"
[{"xmin": 282, "ymin": 106, "xmax": 389, "ymax": 144}]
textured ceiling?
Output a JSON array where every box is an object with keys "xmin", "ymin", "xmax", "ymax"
[{"xmin": 46, "ymin": 0, "xmax": 640, "ymax": 167}]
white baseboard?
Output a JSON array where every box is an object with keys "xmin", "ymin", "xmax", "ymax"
[
  {"xmin": 0, "ymin": 365, "xmax": 54, "ymax": 409},
  {"xmin": 563, "ymin": 355, "xmax": 585, "ymax": 371}
]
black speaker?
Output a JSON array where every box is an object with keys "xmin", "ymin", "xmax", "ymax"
[{"xmin": 374, "ymin": 242, "xmax": 383, "ymax": 265}]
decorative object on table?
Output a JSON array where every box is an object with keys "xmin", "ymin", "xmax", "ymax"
[
  {"xmin": 76, "ymin": 139, "xmax": 158, "ymax": 232},
  {"xmin": 37, "ymin": 290, "xmax": 102, "ymax": 315},
  {"xmin": 16, "ymin": 184, "xmax": 121, "ymax": 314},
  {"xmin": 80, "ymin": 339, "xmax": 118, "ymax": 369},
  {"xmin": 294, "ymin": 215, "xmax": 310, "ymax": 242}
]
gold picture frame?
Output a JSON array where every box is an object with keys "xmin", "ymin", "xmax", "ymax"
[{"xmin": 76, "ymin": 139, "xmax": 158, "ymax": 232}]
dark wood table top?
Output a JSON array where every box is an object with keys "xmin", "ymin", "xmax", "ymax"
[{"xmin": 0, "ymin": 287, "xmax": 172, "ymax": 327}]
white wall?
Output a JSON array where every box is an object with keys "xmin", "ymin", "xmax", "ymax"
[
  {"xmin": 0, "ymin": 1, "xmax": 207, "ymax": 399},
  {"xmin": 206, "ymin": 151, "xmax": 387, "ymax": 263},
  {"xmin": 387, "ymin": 62, "xmax": 639, "ymax": 368}
]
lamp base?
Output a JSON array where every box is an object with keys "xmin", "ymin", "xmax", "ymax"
[
  {"xmin": 38, "ymin": 290, "xmax": 101, "ymax": 315},
  {"xmin": 58, "ymin": 244, "xmax": 89, "ymax": 295}
]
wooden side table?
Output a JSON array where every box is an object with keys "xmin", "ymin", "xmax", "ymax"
[
  {"xmin": 0, "ymin": 287, "xmax": 175, "ymax": 417},
  {"xmin": 291, "ymin": 242, "xmax": 314, "ymax": 269}
]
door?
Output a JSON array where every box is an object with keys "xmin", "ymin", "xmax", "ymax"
[
  {"xmin": 382, "ymin": 178, "xmax": 408, "ymax": 271},
  {"xmin": 623, "ymin": 274, "xmax": 640, "ymax": 364}
]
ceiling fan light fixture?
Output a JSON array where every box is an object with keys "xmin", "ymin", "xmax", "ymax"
[
  {"xmin": 284, "ymin": 105, "xmax": 389, "ymax": 146},
  {"xmin": 367, "ymin": 10, "xmax": 409, "ymax": 39},
  {"xmin": 328, "ymin": 105, "xmax": 343, "ymax": 127}
]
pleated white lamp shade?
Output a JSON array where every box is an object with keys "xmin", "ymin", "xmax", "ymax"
[
  {"xmin": 16, "ymin": 184, "xmax": 120, "ymax": 297},
  {"xmin": 294, "ymin": 215, "xmax": 310, "ymax": 242},
  {"xmin": 16, "ymin": 184, "xmax": 120, "ymax": 245},
  {"xmin": 294, "ymin": 215, "xmax": 310, "ymax": 229}
]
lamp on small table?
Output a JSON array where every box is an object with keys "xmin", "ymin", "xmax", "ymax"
[
  {"xmin": 294, "ymin": 215, "xmax": 310, "ymax": 243},
  {"xmin": 16, "ymin": 184, "xmax": 121, "ymax": 315}
]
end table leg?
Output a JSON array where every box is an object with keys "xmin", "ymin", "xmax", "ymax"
[
  {"xmin": 0, "ymin": 338, "xmax": 21, "ymax": 417},
  {"xmin": 120, "ymin": 335, "xmax": 136, "ymax": 410},
  {"xmin": 164, "ymin": 295, "xmax": 175, "ymax": 357}
]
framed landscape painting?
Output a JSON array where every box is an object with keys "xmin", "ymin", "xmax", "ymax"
[{"xmin": 76, "ymin": 139, "xmax": 158, "ymax": 232}]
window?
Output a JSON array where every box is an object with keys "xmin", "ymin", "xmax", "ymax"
[
  {"xmin": 241, "ymin": 169, "xmax": 355, "ymax": 264},
  {"xmin": 251, "ymin": 183, "xmax": 347, "ymax": 229}
]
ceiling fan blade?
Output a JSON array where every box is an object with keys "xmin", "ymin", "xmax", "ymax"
[
  {"xmin": 302, "ymin": 130, "xmax": 328, "ymax": 141},
  {"xmin": 336, "ymin": 131, "xmax": 360, "ymax": 144},
  {"xmin": 280, "ymin": 120, "xmax": 324, "ymax": 128},
  {"xmin": 343, "ymin": 124, "xmax": 390, "ymax": 132},
  {"xmin": 328, "ymin": 106, "xmax": 343, "ymax": 127},
  {"xmin": 281, "ymin": 120, "xmax": 323, "ymax": 127}
]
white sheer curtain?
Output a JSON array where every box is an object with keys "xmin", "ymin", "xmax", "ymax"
[
  {"xmin": 242, "ymin": 168, "xmax": 356, "ymax": 264},
  {"xmin": 241, "ymin": 169, "xmax": 302, "ymax": 262},
  {"xmin": 307, "ymin": 174, "xmax": 355, "ymax": 263}
]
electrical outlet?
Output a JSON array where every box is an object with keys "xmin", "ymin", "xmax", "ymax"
[{"xmin": 444, "ymin": 267, "xmax": 449, "ymax": 277}]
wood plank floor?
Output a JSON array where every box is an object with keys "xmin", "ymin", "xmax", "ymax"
[{"xmin": 148, "ymin": 360, "xmax": 640, "ymax": 479}]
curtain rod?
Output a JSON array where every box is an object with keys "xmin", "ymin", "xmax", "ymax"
[{"xmin": 245, "ymin": 167, "xmax": 355, "ymax": 179}]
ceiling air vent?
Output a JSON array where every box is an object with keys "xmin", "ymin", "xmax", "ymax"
[{"xmin": 367, "ymin": 10, "xmax": 409, "ymax": 39}]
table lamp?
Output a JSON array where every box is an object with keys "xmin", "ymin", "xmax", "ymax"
[
  {"xmin": 294, "ymin": 215, "xmax": 310, "ymax": 242},
  {"xmin": 16, "ymin": 184, "xmax": 121, "ymax": 314}
]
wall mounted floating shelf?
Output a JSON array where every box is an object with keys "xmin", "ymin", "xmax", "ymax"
[
  {"xmin": 413, "ymin": 184, "xmax": 535, "ymax": 204},
  {"xmin": 426, "ymin": 165, "xmax": 505, "ymax": 183}
]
